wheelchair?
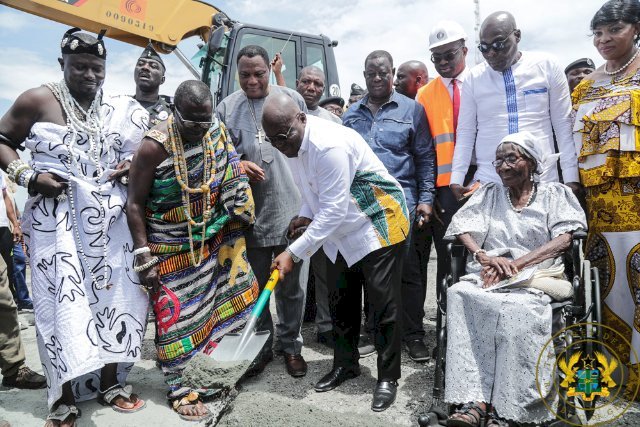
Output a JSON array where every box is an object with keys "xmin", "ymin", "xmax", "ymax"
[{"xmin": 418, "ymin": 230, "xmax": 602, "ymax": 427}]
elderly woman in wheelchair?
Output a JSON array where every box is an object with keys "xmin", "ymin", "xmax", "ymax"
[{"xmin": 443, "ymin": 132, "xmax": 587, "ymax": 427}]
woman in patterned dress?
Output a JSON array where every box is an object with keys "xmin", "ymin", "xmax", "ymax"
[{"xmin": 572, "ymin": 0, "xmax": 640, "ymax": 399}]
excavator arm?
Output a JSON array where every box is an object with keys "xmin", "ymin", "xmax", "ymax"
[{"xmin": 0, "ymin": 0, "xmax": 224, "ymax": 52}]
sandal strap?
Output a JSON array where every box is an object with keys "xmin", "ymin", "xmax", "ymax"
[
  {"xmin": 454, "ymin": 402, "xmax": 486, "ymax": 424},
  {"xmin": 101, "ymin": 384, "xmax": 134, "ymax": 404},
  {"xmin": 172, "ymin": 391, "xmax": 200, "ymax": 410},
  {"xmin": 47, "ymin": 404, "xmax": 80, "ymax": 422}
]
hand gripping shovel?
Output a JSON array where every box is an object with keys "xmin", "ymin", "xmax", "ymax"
[{"xmin": 211, "ymin": 270, "xmax": 279, "ymax": 363}]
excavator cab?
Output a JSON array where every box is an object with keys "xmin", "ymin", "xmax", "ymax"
[{"xmin": 0, "ymin": 0, "xmax": 341, "ymax": 103}]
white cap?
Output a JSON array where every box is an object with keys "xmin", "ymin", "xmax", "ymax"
[{"xmin": 429, "ymin": 20, "xmax": 467, "ymax": 50}]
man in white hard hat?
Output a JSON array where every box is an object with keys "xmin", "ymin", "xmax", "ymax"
[{"xmin": 415, "ymin": 20, "xmax": 472, "ymax": 326}]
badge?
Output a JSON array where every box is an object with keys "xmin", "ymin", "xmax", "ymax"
[{"xmin": 157, "ymin": 110, "xmax": 169, "ymax": 121}]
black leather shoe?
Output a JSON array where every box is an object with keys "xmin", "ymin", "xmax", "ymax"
[
  {"xmin": 405, "ymin": 339, "xmax": 430, "ymax": 362},
  {"xmin": 371, "ymin": 380, "xmax": 397, "ymax": 412},
  {"xmin": 314, "ymin": 366, "xmax": 360, "ymax": 392}
]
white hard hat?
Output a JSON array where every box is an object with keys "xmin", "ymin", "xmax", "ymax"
[{"xmin": 429, "ymin": 20, "xmax": 467, "ymax": 50}]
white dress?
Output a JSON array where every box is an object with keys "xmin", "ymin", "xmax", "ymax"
[
  {"xmin": 444, "ymin": 182, "xmax": 586, "ymax": 423},
  {"xmin": 21, "ymin": 92, "xmax": 149, "ymax": 409}
]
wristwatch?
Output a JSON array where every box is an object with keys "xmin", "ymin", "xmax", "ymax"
[{"xmin": 285, "ymin": 247, "xmax": 301, "ymax": 263}]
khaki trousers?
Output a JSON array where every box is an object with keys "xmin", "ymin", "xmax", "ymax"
[{"xmin": 0, "ymin": 256, "xmax": 25, "ymax": 378}]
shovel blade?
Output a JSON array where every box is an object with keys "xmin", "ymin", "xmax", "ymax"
[{"xmin": 211, "ymin": 330, "xmax": 271, "ymax": 363}]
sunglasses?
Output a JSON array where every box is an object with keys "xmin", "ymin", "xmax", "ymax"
[
  {"xmin": 492, "ymin": 154, "xmax": 523, "ymax": 168},
  {"xmin": 430, "ymin": 46, "xmax": 464, "ymax": 63},
  {"xmin": 175, "ymin": 108, "xmax": 215, "ymax": 130},
  {"xmin": 478, "ymin": 29, "xmax": 516, "ymax": 54},
  {"xmin": 267, "ymin": 113, "xmax": 300, "ymax": 147}
]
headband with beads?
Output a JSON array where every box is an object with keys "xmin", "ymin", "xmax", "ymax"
[{"xmin": 60, "ymin": 27, "xmax": 107, "ymax": 59}]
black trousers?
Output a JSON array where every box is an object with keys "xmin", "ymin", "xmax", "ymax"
[
  {"xmin": 400, "ymin": 213, "xmax": 430, "ymax": 341},
  {"xmin": 419, "ymin": 187, "xmax": 460, "ymax": 290},
  {"xmin": 326, "ymin": 244, "xmax": 403, "ymax": 381}
]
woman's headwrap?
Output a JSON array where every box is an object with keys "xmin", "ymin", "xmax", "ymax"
[{"xmin": 498, "ymin": 131, "xmax": 560, "ymax": 182}]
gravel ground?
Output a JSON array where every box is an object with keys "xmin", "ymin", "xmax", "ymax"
[{"xmin": 1, "ymin": 256, "xmax": 639, "ymax": 426}]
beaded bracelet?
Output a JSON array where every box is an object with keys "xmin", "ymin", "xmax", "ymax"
[
  {"xmin": 6, "ymin": 159, "xmax": 26, "ymax": 182},
  {"xmin": 17, "ymin": 169, "xmax": 34, "ymax": 187},
  {"xmin": 133, "ymin": 246, "xmax": 151, "ymax": 256},
  {"xmin": 133, "ymin": 256, "xmax": 160, "ymax": 273},
  {"xmin": 473, "ymin": 249, "xmax": 487, "ymax": 262},
  {"xmin": 13, "ymin": 164, "xmax": 31, "ymax": 183}
]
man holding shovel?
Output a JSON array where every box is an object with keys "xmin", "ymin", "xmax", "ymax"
[{"xmin": 264, "ymin": 93, "xmax": 409, "ymax": 412}]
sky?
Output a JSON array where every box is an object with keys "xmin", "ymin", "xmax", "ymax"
[
  {"xmin": 0, "ymin": 0, "xmax": 607, "ymax": 112},
  {"xmin": 0, "ymin": 0, "xmax": 610, "ymax": 204}
]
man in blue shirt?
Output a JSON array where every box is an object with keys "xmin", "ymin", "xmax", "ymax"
[{"xmin": 342, "ymin": 50, "xmax": 436, "ymax": 362}]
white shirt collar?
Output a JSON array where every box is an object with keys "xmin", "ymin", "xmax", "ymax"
[{"xmin": 441, "ymin": 66, "xmax": 470, "ymax": 88}]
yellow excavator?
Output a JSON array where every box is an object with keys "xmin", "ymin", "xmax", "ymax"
[{"xmin": 0, "ymin": 0, "xmax": 341, "ymax": 102}]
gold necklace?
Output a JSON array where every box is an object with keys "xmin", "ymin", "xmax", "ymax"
[{"xmin": 168, "ymin": 116, "xmax": 216, "ymax": 266}]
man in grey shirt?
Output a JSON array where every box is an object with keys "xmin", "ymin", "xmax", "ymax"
[
  {"xmin": 297, "ymin": 66, "xmax": 341, "ymax": 124},
  {"xmin": 216, "ymin": 45, "xmax": 309, "ymax": 378}
]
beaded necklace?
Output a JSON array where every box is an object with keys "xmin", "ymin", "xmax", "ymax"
[
  {"xmin": 167, "ymin": 115, "xmax": 216, "ymax": 267},
  {"xmin": 604, "ymin": 49, "xmax": 640, "ymax": 76},
  {"xmin": 47, "ymin": 80, "xmax": 110, "ymax": 290},
  {"xmin": 506, "ymin": 183, "xmax": 536, "ymax": 213}
]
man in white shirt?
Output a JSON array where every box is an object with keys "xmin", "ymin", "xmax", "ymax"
[
  {"xmin": 264, "ymin": 93, "xmax": 410, "ymax": 412},
  {"xmin": 451, "ymin": 11, "xmax": 581, "ymax": 199}
]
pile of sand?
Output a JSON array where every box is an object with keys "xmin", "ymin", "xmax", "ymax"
[{"xmin": 182, "ymin": 352, "xmax": 251, "ymax": 390}]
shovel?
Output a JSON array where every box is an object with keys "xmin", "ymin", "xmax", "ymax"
[{"xmin": 211, "ymin": 269, "xmax": 280, "ymax": 363}]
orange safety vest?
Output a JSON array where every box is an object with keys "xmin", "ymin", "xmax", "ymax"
[{"xmin": 416, "ymin": 77, "xmax": 455, "ymax": 187}]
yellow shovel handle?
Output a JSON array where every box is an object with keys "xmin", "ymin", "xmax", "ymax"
[{"xmin": 265, "ymin": 269, "xmax": 279, "ymax": 291}]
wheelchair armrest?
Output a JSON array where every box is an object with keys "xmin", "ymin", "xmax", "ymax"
[
  {"xmin": 442, "ymin": 235, "xmax": 457, "ymax": 244},
  {"xmin": 569, "ymin": 230, "xmax": 586, "ymax": 281},
  {"xmin": 572, "ymin": 230, "xmax": 587, "ymax": 241},
  {"xmin": 444, "ymin": 235, "xmax": 468, "ymax": 283}
]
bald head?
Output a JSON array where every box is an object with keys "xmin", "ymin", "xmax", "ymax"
[
  {"xmin": 394, "ymin": 61, "xmax": 429, "ymax": 98},
  {"xmin": 297, "ymin": 66, "xmax": 326, "ymax": 109},
  {"xmin": 262, "ymin": 93, "xmax": 306, "ymax": 157},
  {"xmin": 480, "ymin": 11, "xmax": 516, "ymax": 34},
  {"xmin": 479, "ymin": 11, "xmax": 521, "ymax": 72},
  {"xmin": 263, "ymin": 93, "xmax": 300, "ymax": 126}
]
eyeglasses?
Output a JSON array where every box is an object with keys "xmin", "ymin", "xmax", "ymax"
[
  {"xmin": 478, "ymin": 29, "xmax": 516, "ymax": 54},
  {"xmin": 430, "ymin": 46, "xmax": 464, "ymax": 63},
  {"xmin": 175, "ymin": 108, "xmax": 215, "ymax": 130},
  {"xmin": 492, "ymin": 154, "xmax": 523, "ymax": 168},
  {"xmin": 267, "ymin": 113, "xmax": 300, "ymax": 147}
]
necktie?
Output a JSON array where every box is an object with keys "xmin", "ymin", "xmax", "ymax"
[{"xmin": 452, "ymin": 79, "xmax": 461, "ymax": 134}]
